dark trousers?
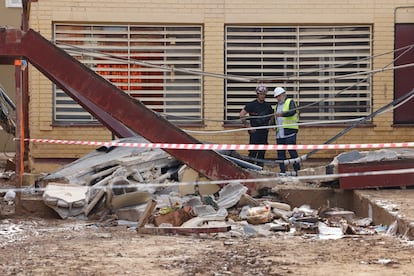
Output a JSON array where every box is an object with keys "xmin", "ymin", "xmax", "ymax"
[
  {"xmin": 248, "ymin": 129, "xmax": 269, "ymax": 167},
  {"xmin": 276, "ymin": 134, "xmax": 300, "ymax": 173}
]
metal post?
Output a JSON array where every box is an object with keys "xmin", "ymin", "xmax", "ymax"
[{"xmin": 14, "ymin": 59, "xmax": 25, "ymax": 207}]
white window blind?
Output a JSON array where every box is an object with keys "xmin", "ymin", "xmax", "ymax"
[
  {"xmin": 5, "ymin": 0, "xmax": 21, "ymax": 8},
  {"xmin": 53, "ymin": 24, "xmax": 203, "ymax": 123},
  {"xmin": 225, "ymin": 25, "xmax": 372, "ymax": 122}
]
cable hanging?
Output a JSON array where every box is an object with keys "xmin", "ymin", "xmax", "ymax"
[{"xmin": 52, "ymin": 40, "xmax": 414, "ymax": 171}]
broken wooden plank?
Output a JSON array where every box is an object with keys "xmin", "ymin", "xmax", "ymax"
[
  {"xmin": 137, "ymin": 226, "xmax": 231, "ymax": 236},
  {"xmin": 137, "ymin": 199, "xmax": 157, "ymax": 228},
  {"xmin": 84, "ymin": 189, "xmax": 105, "ymax": 216}
]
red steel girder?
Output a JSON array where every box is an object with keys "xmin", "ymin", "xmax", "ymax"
[
  {"xmin": 0, "ymin": 27, "xmax": 259, "ymax": 193},
  {"xmin": 338, "ymin": 159, "xmax": 414, "ymax": 190}
]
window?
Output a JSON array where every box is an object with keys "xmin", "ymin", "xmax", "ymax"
[
  {"xmin": 5, "ymin": 0, "xmax": 22, "ymax": 8},
  {"xmin": 53, "ymin": 24, "xmax": 203, "ymax": 124},
  {"xmin": 225, "ymin": 25, "xmax": 372, "ymax": 123}
]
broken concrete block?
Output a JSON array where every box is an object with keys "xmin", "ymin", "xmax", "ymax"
[
  {"xmin": 43, "ymin": 182, "xmax": 88, "ymax": 219},
  {"xmin": 264, "ymin": 200, "xmax": 291, "ymax": 211},
  {"xmin": 181, "ymin": 208, "xmax": 228, "ymax": 227},
  {"xmin": 216, "ymin": 182, "xmax": 248, "ymax": 209},
  {"xmin": 177, "ymin": 165, "xmax": 220, "ymax": 196},
  {"xmin": 351, "ymin": 217, "xmax": 372, "ymax": 227},
  {"xmin": 191, "ymin": 204, "xmax": 216, "ymax": 216},
  {"xmin": 237, "ymin": 193, "xmax": 259, "ymax": 208},
  {"xmin": 271, "ymin": 208, "xmax": 292, "ymax": 222},
  {"xmin": 109, "ymin": 191, "xmax": 150, "ymax": 210},
  {"xmin": 116, "ymin": 204, "xmax": 147, "ymax": 221},
  {"xmin": 246, "ymin": 205, "xmax": 273, "ymax": 225},
  {"xmin": 318, "ymin": 221, "xmax": 344, "ymax": 239},
  {"xmin": 269, "ymin": 219, "xmax": 290, "ymax": 232},
  {"xmin": 155, "ymin": 194, "xmax": 181, "ymax": 210},
  {"xmin": 298, "ymin": 165, "xmax": 328, "ymax": 177},
  {"xmin": 324, "ymin": 210, "xmax": 355, "ymax": 222}
]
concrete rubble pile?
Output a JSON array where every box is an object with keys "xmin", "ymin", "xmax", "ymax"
[
  {"xmin": 332, "ymin": 148, "xmax": 414, "ymax": 165},
  {"xmin": 36, "ymin": 137, "xmax": 184, "ymax": 219},
  {"xmin": 33, "ymin": 137, "xmax": 387, "ymax": 238}
]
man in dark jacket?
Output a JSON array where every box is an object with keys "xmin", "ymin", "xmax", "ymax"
[{"xmin": 240, "ymin": 84, "xmax": 274, "ymax": 167}]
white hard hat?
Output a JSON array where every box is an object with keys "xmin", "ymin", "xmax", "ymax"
[
  {"xmin": 273, "ymin": 87, "xmax": 286, "ymax": 97},
  {"xmin": 256, "ymin": 84, "xmax": 268, "ymax": 94}
]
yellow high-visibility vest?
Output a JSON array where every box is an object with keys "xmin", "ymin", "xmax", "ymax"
[{"xmin": 274, "ymin": 98, "xmax": 299, "ymax": 131}]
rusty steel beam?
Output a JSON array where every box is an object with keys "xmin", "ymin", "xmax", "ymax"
[
  {"xmin": 137, "ymin": 226, "xmax": 232, "ymax": 235},
  {"xmin": 338, "ymin": 159, "xmax": 414, "ymax": 189},
  {"xmin": 0, "ymin": 27, "xmax": 259, "ymax": 193}
]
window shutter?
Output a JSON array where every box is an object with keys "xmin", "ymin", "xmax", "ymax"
[
  {"xmin": 53, "ymin": 24, "xmax": 203, "ymax": 124},
  {"xmin": 225, "ymin": 25, "xmax": 372, "ymax": 122}
]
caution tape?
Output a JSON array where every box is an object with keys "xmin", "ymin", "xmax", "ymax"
[
  {"xmin": 21, "ymin": 138, "xmax": 414, "ymax": 151},
  {"xmin": 2, "ymin": 167, "xmax": 414, "ymax": 194}
]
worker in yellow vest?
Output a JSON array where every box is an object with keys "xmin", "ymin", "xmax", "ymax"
[{"xmin": 273, "ymin": 87, "xmax": 300, "ymax": 175}]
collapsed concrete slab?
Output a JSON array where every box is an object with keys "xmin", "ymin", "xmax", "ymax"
[
  {"xmin": 35, "ymin": 137, "xmax": 265, "ymax": 220},
  {"xmin": 37, "ymin": 137, "xmax": 180, "ymax": 188},
  {"xmin": 43, "ymin": 183, "xmax": 88, "ymax": 219}
]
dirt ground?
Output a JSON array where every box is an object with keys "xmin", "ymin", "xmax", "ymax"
[
  {"xmin": 0, "ymin": 216, "xmax": 413, "ymax": 276},
  {"xmin": 1, "ymin": 161, "xmax": 414, "ymax": 276}
]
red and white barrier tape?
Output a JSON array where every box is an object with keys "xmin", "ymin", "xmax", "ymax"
[
  {"xmin": 22, "ymin": 138, "xmax": 414, "ymax": 151},
  {"xmin": 2, "ymin": 167, "xmax": 414, "ymax": 194}
]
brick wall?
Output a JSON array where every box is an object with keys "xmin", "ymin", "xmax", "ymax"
[{"xmin": 27, "ymin": 0, "xmax": 414, "ymax": 172}]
